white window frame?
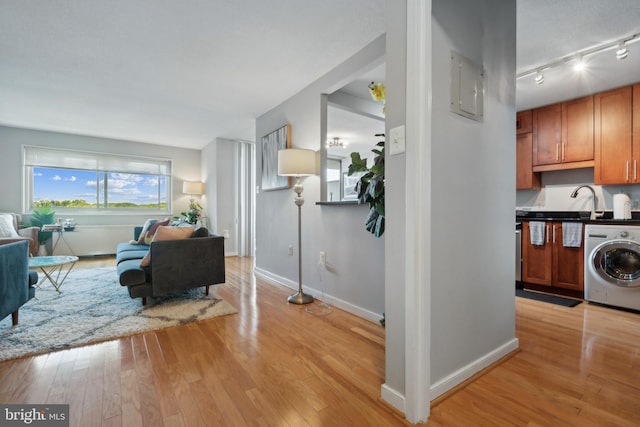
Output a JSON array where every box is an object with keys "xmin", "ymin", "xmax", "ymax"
[{"xmin": 23, "ymin": 145, "xmax": 172, "ymax": 215}]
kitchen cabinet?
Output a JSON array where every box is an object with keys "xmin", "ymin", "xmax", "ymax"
[
  {"xmin": 594, "ymin": 85, "xmax": 634, "ymax": 184},
  {"xmin": 522, "ymin": 221, "xmax": 584, "ymax": 292},
  {"xmin": 516, "ymin": 132, "xmax": 541, "ymax": 189},
  {"xmin": 533, "ymin": 103, "xmax": 562, "ymax": 166},
  {"xmin": 532, "ymin": 96, "xmax": 594, "ymax": 170},
  {"xmin": 516, "ymin": 110, "xmax": 532, "ymax": 134},
  {"xmin": 562, "ymin": 95, "xmax": 594, "ymax": 163}
]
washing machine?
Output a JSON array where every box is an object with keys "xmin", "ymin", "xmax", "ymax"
[{"xmin": 585, "ymin": 224, "xmax": 640, "ymax": 311}]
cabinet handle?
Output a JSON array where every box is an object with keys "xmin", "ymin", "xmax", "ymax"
[
  {"xmin": 626, "ymin": 160, "xmax": 630, "ymax": 182},
  {"xmin": 546, "ymin": 224, "xmax": 550, "ymax": 244},
  {"xmin": 556, "ymin": 144, "xmax": 559, "ymax": 161},
  {"xmin": 553, "ymin": 225, "xmax": 556, "ymax": 244},
  {"xmin": 561, "ymin": 143, "xmax": 565, "ymax": 161},
  {"xmin": 634, "ymin": 160, "xmax": 637, "ymax": 182}
]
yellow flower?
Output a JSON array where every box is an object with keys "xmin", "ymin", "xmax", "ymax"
[
  {"xmin": 368, "ymin": 82, "xmax": 386, "ymax": 101},
  {"xmin": 368, "ymin": 82, "xmax": 386, "ymax": 114}
]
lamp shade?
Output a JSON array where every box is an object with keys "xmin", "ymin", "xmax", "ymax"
[
  {"xmin": 182, "ymin": 181, "xmax": 204, "ymax": 195},
  {"xmin": 277, "ymin": 149, "xmax": 316, "ymax": 176}
]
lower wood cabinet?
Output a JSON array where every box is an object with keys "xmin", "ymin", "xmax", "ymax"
[{"xmin": 522, "ymin": 221, "xmax": 584, "ymax": 292}]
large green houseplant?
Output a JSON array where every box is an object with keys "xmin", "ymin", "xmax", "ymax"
[{"xmin": 347, "ymin": 133, "xmax": 385, "ymax": 238}]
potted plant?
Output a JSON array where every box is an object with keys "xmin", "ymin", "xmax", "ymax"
[
  {"xmin": 181, "ymin": 200, "xmax": 202, "ymax": 225},
  {"xmin": 30, "ymin": 205, "xmax": 56, "ymax": 250},
  {"xmin": 347, "ymin": 134, "xmax": 385, "ymax": 237}
]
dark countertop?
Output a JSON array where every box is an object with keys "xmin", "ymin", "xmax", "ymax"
[{"xmin": 516, "ymin": 210, "xmax": 640, "ymax": 225}]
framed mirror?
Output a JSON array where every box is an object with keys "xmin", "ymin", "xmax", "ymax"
[{"xmin": 320, "ymin": 63, "xmax": 386, "ymax": 203}]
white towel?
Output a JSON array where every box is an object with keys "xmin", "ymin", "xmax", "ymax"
[
  {"xmin": 562, "ymin": 222, "xmax": 582, "ymax": 248},
  {"xmin": 529, "ymin": 221, "xmax": 545, "ymax": 246}
]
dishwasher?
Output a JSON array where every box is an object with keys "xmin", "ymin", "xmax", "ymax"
[{"xmin": 515, "ymin": 222, "xmax": 522, "ymax": 288}]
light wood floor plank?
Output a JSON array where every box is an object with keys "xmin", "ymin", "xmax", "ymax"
[{"xmin": 3, "ymin": 256, "xmax": 640, "ymax": 426}]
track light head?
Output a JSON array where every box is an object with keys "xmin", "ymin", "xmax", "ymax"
[{"xmin": 616, "ymin": 41, "xmax": 629, "ymax": 60}]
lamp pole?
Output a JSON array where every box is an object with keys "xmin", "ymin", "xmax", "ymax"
[{"xmin": 288, "ymin": 176, "xmax": 313, "ymax": 304}]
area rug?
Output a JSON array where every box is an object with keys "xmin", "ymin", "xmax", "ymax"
[
  {"xmin": 0, "ymin": 267, "xmax": 237, "ymax": 362},
  {"xmin": 516, "ymin": 288, "xmax": 582, "ymax": 307}
]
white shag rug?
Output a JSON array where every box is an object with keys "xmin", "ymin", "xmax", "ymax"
[{"xmin": 0, "ymin": 267, "xmax": 237, "ymax": 361}]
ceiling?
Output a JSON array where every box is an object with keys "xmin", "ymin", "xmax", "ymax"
[
  {"xmin": 516, "ymin": 0, "xmax": 640, "ymax": 110},
  {"xmin": 0, "ymin": 0, "xmax": 385, "ymax": 149},
  {"xmin": 1, "ymin": 1, "xmax": 639, "ymax": 151}
]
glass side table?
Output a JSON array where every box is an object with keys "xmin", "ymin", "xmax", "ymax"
[{"xmin": 28, "ymin": 255, "xmax": 79, "ymax": 292}]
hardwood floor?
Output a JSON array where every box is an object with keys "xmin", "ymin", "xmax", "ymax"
[{"xmin": 2, "ymin": 256, "xmax": 640, "ymax": 426}]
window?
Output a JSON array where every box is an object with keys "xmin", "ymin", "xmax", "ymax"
[{"xmin": 23, "ymin": 146, "xmax": 171, "ymax": 213}]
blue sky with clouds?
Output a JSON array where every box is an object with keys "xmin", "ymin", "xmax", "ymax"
[{"xmin": 34, "ymin": 168, "xmax": 166, "ymax": 205}]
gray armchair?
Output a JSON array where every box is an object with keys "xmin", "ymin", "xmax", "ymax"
[
  {"xmin": 0, "ymin": 213, "xmax": 39, "ymax": 256},
  {"xmin": 0, "ymin": 240, "xmax": 37, "ymax": 326}
]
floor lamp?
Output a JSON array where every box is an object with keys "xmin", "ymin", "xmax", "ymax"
[{"xmin": 277, "ymin": 148, "xmax": 317, "ymax": 304}]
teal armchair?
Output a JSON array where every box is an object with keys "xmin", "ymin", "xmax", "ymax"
[{"xmin": 0, "ymin": 240, "xmax": 37, "ymax": 326}]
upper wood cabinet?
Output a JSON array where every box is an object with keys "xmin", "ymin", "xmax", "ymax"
[
  {"xmin": 594, "ymin": 86, "xmax": 634, "ymax": 184},
  {"xmin": 516, "ymin": 110, "xmax": 532, "ymax": 134},
  {"xmin": 516, "ymin": 132, "xmax": 541, "ymax": 190},
  {"xmin": 532, "ymin": 96, "xmax": 594, "ymax": 169},
  {"xmin": 533, "ymin": 103, "xmax": 562, "ymax": 166},
  {"xmin": 562, "ymin": 96, "xmax": 594, "ymax": 163}
]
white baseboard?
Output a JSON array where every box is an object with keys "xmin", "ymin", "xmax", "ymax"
[
  {"xmin": 253, "ymin": 267, "xmax": 383, "ymax": 324},
  {"xmin": 430, "ymin": 338, "xmax": 520, "ymax": 399},
  {"xmin": 380, "ymin": 338, "xmax": 519, "ymax": 417},
  {"xmin": 381, "ymin": 384, "xmax": 406, "ymax": 413}
]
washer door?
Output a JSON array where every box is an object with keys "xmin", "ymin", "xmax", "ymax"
[{"xmin": 592, "ymin": 240, "xmax": 640, "ymax": 287}]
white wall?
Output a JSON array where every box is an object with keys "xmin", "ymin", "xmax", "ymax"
[
  {"xmin": 217, "ymin": 138, "xmax": 239, "ymax": 256},
  {"xmin": 383, "ymin": 0, "xmax": 518, "ymax": 419},
  {"xmin": 254, "ymin": 36, "xmax": 387, "ymax": 321},
  {"xmin": 428, "ymin": 0, "xmax": 517, "ymax": 390},
  {"xmin": 0, "ymin": 125, "xmax": 202, "ymax": 226},
  {"xmin": 201, "ymin": 139, "xmax": 218, "ymax": 232},
  {"xmin": 382, "ymin": 0, "xmax": 408, "ymax": 401},
  {"xmin": 517, "ymin": 169, "xmax": 640, "ymax": 212}
]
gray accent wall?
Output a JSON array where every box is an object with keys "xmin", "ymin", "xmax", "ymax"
[{"xmin": 255, "ymin": 36, "xmax": 387, "ymax": 321}]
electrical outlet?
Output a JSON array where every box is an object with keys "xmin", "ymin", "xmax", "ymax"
[
  {"xmin": 288, "ymin": 245, "xmax": 294, "ymax": 256},
  {"xmin": 319, "ymin": 251, "xmax": 326, "ymax": 266},
  {"xmin": 223, "ymin": 229, "xmax": 230, "ymax": 239}
]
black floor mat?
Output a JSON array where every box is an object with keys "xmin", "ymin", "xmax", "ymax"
[{"xmin": 516, "ymin": 289, "xmax": 582, "ymax": 307}]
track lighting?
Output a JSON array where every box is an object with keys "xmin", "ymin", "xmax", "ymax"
[
  {"xmin": 534, "ymin": 70, "xmax": 544, "ymax": 85},
  {"xmin": 616, "ymin": 41, "xmax": 628, "ymax": 60},
  {"xmin": 516, "ymin": 32, "xmax": 639, "ymax": 84}
]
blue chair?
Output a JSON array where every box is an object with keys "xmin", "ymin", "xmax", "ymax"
[{"xmin": 0, "ymin": 240, "xmax": 37, "ymax": 326}]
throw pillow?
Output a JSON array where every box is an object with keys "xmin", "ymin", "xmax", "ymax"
[
  {"xmin": 0, "ymin": 214, "xmax": 19, "ymax": 238},
  {"xmin": 143, "ymin": 219, "xmax": 171, "ymax": 245},
  {"xmin": 130, "ymin": 218, "xmax": 157, "ymax": 244},
  {"xmin": 139, "ymin": 225, "xmax": 195, "ymax": 267},
  {"xmin": 192, "ymin": 227, "xmax": 209, "ymax": 238}
]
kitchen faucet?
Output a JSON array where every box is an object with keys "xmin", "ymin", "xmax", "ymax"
[{"xmin": 570, "ymin": 185, "xmax": 604, "ymax": 220}]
